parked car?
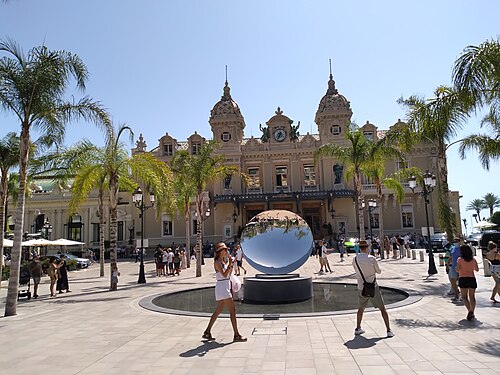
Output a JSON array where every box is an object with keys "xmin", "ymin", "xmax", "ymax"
[
  {"xmin": 64, "ymin": 253, "xmax": 91, "ymax": 269},
  {"xmin": 430, "ymin": 233, "xmax": 449, "ymax": 251},
  {"xmin": 479, "ymin": 231, "xmax": 500, "ymax": 258},
  {"xmin": 465, "ymin": 232, "xmax": 482, "ymax": 246}
]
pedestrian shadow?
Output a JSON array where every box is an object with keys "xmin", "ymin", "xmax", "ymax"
[
  {"xmin": 344, "ymin": 335, "xmax": 386, "ymax": 349},
  {"xmin": 471, "ymin": 339, "xmax": 500, "ymax": 357},
  {"xmin": 179, "ymin": 340, "xmax": 231, "ymax": 357},
  {"xmin": 394, "ymin": 318, "xmax": 495, "ymax": 331}
]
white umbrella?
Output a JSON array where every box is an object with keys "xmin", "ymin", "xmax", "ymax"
[
  {"xmin": 50, "ymin": 238, "xmax": 85, "ymax": 246},
  {"xmin": 472, "ymin": 220, "xmax": 496, "ymax": 229},
  {"xmin": 3, "ymin": 238, "xmax": 13, "ymax": 247},
  {"xmin": 21, "ymin": 238, "xmax": 56, "ymax": 246}
]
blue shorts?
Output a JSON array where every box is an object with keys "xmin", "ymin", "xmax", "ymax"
[{"xmin": 448, "ymin": 266, "xmax": 459, "ymax": 279}]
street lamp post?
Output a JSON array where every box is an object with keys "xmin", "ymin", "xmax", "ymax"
[
  {"xmin": 462, "ymin": 218, "xmax": 468, "ymax": 236},
  {"xmin": 408, "ymin": 171, "xmax": 438, "ymax": 275},
  {"xmin": 42, "ymin": 218, "xmax": 52, "ymax": 239},
  {"xmin": 132, "ymin": 187, "xmax": 155, "ymax": 284},
  {"xmin": 362, "ymin": 199, "xmax": 377, "ymax": 256}
]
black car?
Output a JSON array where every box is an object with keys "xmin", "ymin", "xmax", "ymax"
[
  {"xmin": 479, "ymin": 231, "xmax": 500, "ymax": 257},
  {"xmin": 430, "ymin": 233, "xmax": 449, "ymax": 251},
  {"xmin": 465, "ymin": 232, "xmax": 482, "ymax": 246}
]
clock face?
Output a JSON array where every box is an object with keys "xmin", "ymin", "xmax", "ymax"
[{"xmin": 273, "ymin": 128, "xmax": 287, "ymax": 142}]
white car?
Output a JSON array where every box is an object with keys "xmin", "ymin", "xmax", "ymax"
[{"xmin": 63, "ymin": 254, "xmax": 91, "ymax": 268}]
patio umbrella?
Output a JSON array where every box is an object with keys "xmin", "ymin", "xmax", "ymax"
[
  {"xmin": 3, "ymin": 238, "xmax": 13, "ymax": 247},
  {"xmin": 472, "ymin": 220, "xmax": 496, "ymax": 229},
  {"xmin": 21, "ymin": 238, "xmax": 56, "ymax": 246},
  {"xmin": 50, "ymin": 238, "xmax": 85, "ymax": 246}
]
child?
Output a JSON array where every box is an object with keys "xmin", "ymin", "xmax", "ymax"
[{"xmin": 110, "ymin": 265, "xmax": 120, "ymax": 291}]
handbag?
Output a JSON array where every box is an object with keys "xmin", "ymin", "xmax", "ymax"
[
  {"xmin": 230, "ymin": 273, "xmax": 242, "ymax": 293},
  {"xmin": 355, "ymin": 257, "xmax": 376, "ymax": 298}
]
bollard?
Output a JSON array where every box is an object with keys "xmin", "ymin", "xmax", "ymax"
[
  {"xmin": 412, "ymin": 249, "xmax": 416, "ymax": 260},
  {"xmin": 407, "ymin": 248, "xmax": 411, "ymax": 258},
  {"xmin": 483, "ymin": 257, "xmax": 492, "ymax": 277},
  {"xmin": 419, "ymin": 250, "xmax": 425, "ymax": 262}
]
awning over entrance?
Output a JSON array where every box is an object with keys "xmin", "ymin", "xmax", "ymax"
[{"xmin": 214, "ymin": 189, "xmax": 355, "ymax": 203}]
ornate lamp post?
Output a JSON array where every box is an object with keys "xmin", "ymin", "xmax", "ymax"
[
  {"xmin": 408, "ymin": 171, "xmax": 437, "ymax": 275},
  {"xmin": 362, "ymin": 199, "xmax": 377, "ymax": 255},
  {"xmin": 132, "ymin": 187, "xmax": 155, "ymax": 284},
  {"xmin": 42, "ymin": 218, "xmax": 52, "ymax": 239}
]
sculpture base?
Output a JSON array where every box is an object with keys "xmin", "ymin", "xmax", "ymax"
[{"xmin": 243, "ymin": 274, "xmax": 313, "ymax": 304}]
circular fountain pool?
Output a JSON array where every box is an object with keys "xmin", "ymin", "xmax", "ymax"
[{"xmin": 139, "ymin": 282, "xmax": 420, "ymax": 318}]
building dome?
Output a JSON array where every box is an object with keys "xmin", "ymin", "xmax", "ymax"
[
  {"xmin": 316, "ymin": 74, "xmax": 351, "ymax": 115},
  {"xmin": 210, "ymin": 81, "xmax": 244, "ymax": 120}
]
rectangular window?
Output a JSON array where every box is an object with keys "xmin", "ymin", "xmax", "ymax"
[
  {"xmin": 92, "ymin": 223, "xmax": 100, "ymax": 242},
  {"xmin": 117, "ymin": 221, "xmax": 124, "ymax": 241},
  {"xmin": 223, "ymin": 175, "xmax": 232, "ymax": 189},
  {"xmin": 275, "ymin": 166, "xmax": 288, "ymax": 187},
  {"xmin": 331, "ymin": 125, "xmax": 341, "ymax": 135},
  {"xmin": 162, "ymin": 214, "xmax": 173, "ymax": 236},
  {"xmin": 248, "ymin": 167, "xmax": 261, "ymax": 192},
  {"xmin": 163, "ymin": 143, "xmax": 173, "ymax": 156},
  {"xmin": 401, "ymin": 204, "xmax": 414, "ymax": 228},
  {"xmin": 192, "ymin": 143, "xmax": 201, "ymax": 155},
  {"xmin": 303, "ymin": 165, "xmax": 316, "ymax": 187},
  {"xmin": 363, "ymin": 131, "xmax": 374, "ymax": 140},
  {"xmin": 222, "ymin": 132, "xmax": 231, "ymax": 142},
  {"xmin": 371, "ymin": 212, "xmax": 380, "ymax": 228}
]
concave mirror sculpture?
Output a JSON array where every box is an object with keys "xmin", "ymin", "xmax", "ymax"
[{"xmin": 240, "ymin": 210, "xmax": 313, "ymax": 275}]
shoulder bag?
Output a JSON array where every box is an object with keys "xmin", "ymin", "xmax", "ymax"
[{"xmin": 355, "ymin": 257, "xmax": 376, "ymax": 298}]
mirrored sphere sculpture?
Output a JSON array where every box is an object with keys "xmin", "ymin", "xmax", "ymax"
[{"xmin": 240, "ymin": 210, "xmax": 313, "ymax": 275}]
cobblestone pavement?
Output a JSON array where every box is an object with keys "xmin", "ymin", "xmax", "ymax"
[{"xmin": 1, "ymin": 250, "xmax": 499, "ymax": 374}]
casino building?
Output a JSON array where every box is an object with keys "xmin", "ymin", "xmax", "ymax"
[{"xmin": 16, "ymin": 72, "xmax": 462, "ymax": 250}]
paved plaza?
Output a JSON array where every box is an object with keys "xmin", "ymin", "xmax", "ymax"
[{"xmin": 1, "ymin": 250, "xmax": 499, "ymax": 375}]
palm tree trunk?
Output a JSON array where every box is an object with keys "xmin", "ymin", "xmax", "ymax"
[
  {"xmin": 376, "ymin": 184, "xmax": 385, "ymax": 250},
  {"xmin": 437, "ymin": 147, "xmax": 453, "ymax": 239},
  {"xmin": 195, "ymin": 192, "xmax": 202, "ymax": 277},
  {"xmin": 98, "ymin": 188, "xmax": 105, "ymax": 277},
  {"xmin": 0, "ymin": 174, "xmax": 7, "ymax": 285},
  {"xmin": 4, "ymin": 126, "xmax": 29, "ymax": 317},
  {"xmin": 184, "ymin": 205, "xmax": 191, "ymax": 268},
  {"xmin": 354, "ymin": 171, "xmax": 365, "ymax": 240},
  {"xmin": 109, "ymin": 178, "xmax": 118, "ymax": 287}
]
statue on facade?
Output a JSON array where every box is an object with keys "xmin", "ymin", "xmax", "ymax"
[
  {"xmin": 290, "ymin": 120, "xmax": 300, "ymax": 142},
  {"xmin": 259, "ymin": 123, "xmax": 270, "ymax": 142},
  {"xmin": 333, "ymin": 164, "xmax": 343, "ymax": 184}
]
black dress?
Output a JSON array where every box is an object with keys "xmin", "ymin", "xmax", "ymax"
[{"xmin": 56, "ymin": 260, "xmax": 69, "ymax": 291}]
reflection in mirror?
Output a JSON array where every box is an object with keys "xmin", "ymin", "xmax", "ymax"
[{"xmin": 240, "ymin": 210, "xmax": 313, "ymax": 275}]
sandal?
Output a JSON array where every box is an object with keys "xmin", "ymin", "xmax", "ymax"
[
  {"xmin": 233, "ymin": 334, "xmax": 247, "ymax": 342},
  {"xmin": 202, "ymin": 331, "xmax": 215, "ymax": 340}
]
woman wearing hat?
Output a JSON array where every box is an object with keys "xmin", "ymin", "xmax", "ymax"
[{"xmin": 203, "ymin": 242, "xmax": 247, "ymax": 342}]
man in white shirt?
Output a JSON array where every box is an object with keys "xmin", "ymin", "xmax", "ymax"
[
  {"xmin": 353, "ymin": 240, "xmax": 394, "ymax": 338},
  {"xmin": 235, "ymin": 244, "xmax": 247, "ymax": 276}
]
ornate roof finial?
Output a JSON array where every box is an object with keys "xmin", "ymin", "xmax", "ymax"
[
  {"xmin": 135, "ymin": 133, "xmax": 147, "ymax": 152},
  {"xmin": 222, "ymin": 65, "xmax": 231, "ymax": 101},
  {"xmin": 275, "ymin": 107, "xmax": 283, "ymax": 115},
  {"xmin": 327, "ymin": 59, "xmax": 338, "ymax": 95}
]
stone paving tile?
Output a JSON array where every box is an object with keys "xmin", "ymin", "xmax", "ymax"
[{"xmin": 1, "ymin": 252, "xmax": 500, "ymax": 374}]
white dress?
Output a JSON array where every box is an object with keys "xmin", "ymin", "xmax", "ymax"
[{"xmin": 215, "ymin": 263, "xmax": 232, "ymax": 301}]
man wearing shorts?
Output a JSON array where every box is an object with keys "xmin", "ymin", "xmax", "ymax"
[
  {"xmin": 353, "ymin": 240, "xmax": 394, "ymax": 338},
  {"xmin": 447, "ymin": 238, "xmax": 461, "ymax": 300}
]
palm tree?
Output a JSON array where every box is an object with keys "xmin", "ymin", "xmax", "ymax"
[
  {"xmin": 466, "ymin": 199, "xmax": 486, "ymax": 222},
  {"xmin": 399, "ymin": 86, "xmax": 470, "ymax": 240},
  {"xmin": 315, "ymin": 128, "xmax": 372, "ymax": 240},
  {"xmin": 34, "ymin": 126, "xmax": 173, "ymax": 285},
  {"xmin": 171, "ymin": 150, "xmax": 197, "ymax": 269},
  {"xmin": 0, "ymin": 39, "xmax": 111, "ymax": 316},
  {"xmin": 182, "ymin": 141, "xmax": 240, "ymax": 277},
  {"xmin": 0, "ymin": 132, "xmax": 20, "ymax": 280},
  {"xmin": 483, "ymin": 193, "xmax": 500, "ymax": 218},
  {"xmin": 453, "ymin": 39, "xmax": 500, "ymax": 170},
  {"xmin": 361, "ymin": 136, "xmax": 405, "ymax": 242}
]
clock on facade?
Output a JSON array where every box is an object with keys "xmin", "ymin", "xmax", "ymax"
[{"xmin": 273, "ymin": 128, "xmax": 287, "ymax": 142}]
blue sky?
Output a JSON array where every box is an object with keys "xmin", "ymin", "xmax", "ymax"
[{"xmin": 1, "ymin": 0, "xmax": 499, "ymax": 231}]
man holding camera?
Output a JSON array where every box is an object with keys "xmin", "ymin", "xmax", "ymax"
[{"xmin": 353, "ymin": 240, "xmax": 394, "ymax": 338}]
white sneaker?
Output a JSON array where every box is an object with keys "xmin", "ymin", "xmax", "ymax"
[
  {"xmin": 387, "ymin": 330, "xmax": 395, "ymax": 338},
  {"xmin": 354, "ymin": 328, "xmax": 365, "ymax": 335}
]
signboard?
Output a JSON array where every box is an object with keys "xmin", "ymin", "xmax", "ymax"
[
  {"xmin": 421, "ymin": 227, "xmax": 435, "ymax": 236},
  {"xmin": 136, "ymin": 239, "xmax": 148, "ymax": 248}
]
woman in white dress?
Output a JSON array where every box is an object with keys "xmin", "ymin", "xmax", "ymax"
[{"xmin": 203, "ymin": 242, "xmax": 247, "ymax": 342}]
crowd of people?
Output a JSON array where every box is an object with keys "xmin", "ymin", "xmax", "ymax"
[{"xmin": 153, "ymin": 244, "xmax": 187, "ymax": 276}]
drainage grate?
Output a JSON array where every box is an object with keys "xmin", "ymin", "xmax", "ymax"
[
  {"xmin": 252, "ymin": 327, "xmax": 287, "ymax": 335},
  {"xmin": 263, "ymin": 314, "xmax": 280, "ymax": 320}
]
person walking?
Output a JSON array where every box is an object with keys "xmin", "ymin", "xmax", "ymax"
[
  {"xmin": 485, "ymin": 241, "xmax": 500, "ymax": 303},
  {"xmin": 456, "ymin": 245, "xmax": 479, "ymax": 321},
  {"xmin": 110, "ymin": 265, "xmax": 120, "ymax": 291},
  {"xmin": 47, "ymin": 257, "xmax": 60, "ymax": 297},
  {"xmin": 29, "ymin": 256, "xmax": 43, "ymax": 299},
  {"xmin": 203, "ymin": 242, "xmax": 247, "ymax": 342},
  {"xmin": 235, "ymin": 244, "xmax": 247, "ymax": 276},
  {"xmin": 353, "ymin": 240, "xmax": 394, "ymax": 338},
  {"xmin": 446, "ymin": 238, "xmax": 461, "ymax": 301},
  {"xmin": 56, "ymin": 255, "xmax": 71, "ymax": 294}
]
